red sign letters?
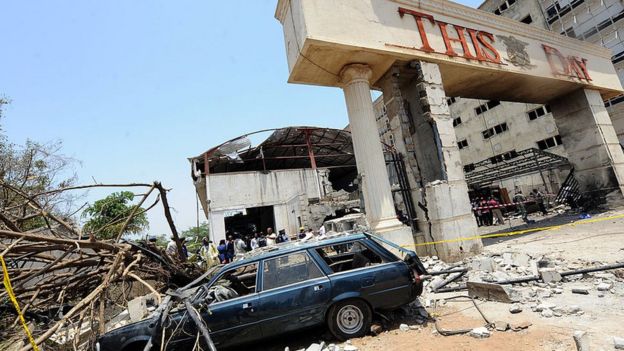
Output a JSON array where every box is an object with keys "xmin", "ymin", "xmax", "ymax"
[
  {"xmin": 542, "ymin": 44, "xmax": 592, "ymax": 82},
  {"xmin": 398, "ymin": 7, "xmax": 501, "ymax": 64}
]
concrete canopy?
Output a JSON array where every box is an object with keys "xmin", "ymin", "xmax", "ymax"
[{"xmin": 275, "ymin": 0, "xmax": 623, "ymax": 103}]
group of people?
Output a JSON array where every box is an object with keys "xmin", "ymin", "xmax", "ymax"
[
  {"xmin": 213, "ymin": 226, "xmax": 325, "ymax": 264},
  {"xmin": 163, "ymin": 224, "xmax": 328, "ymax": 270},
  {"xmin": 472, "ymin": 196, "xmax": 505, "ymax": 226},
  {"xmin": 472, "ymin": 188, "xmax": 548, "ymax": 226}
]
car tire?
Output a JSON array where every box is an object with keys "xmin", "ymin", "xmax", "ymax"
[{"xmin": 327, "ymin": 299, "xmax": 371, "ymax": 341}]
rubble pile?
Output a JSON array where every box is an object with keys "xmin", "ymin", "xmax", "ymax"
[{"xmin": 420, "ymin": 252, "xmax": 624, "ymax": 319}]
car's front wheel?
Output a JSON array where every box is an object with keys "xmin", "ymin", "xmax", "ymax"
[{"xmin": 327, "ymin": 299, "xmax": 371, "ymax": 340}]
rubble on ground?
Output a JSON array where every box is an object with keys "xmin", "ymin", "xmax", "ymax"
[{"xmin": 419, "ymin": 252, "xmax": 624, "ymax": 321}]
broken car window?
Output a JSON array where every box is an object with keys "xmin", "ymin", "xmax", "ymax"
[
  {"xmin": 262, "ymin": 252, "xmax": 324, "ymax": 290},
  {"xmin": 204, "ymin": 263, "xmax": 258, "ymax": 303},
  {"xmin": 315, "ymin": 241, "xmax": 385, "ymax": 273}
]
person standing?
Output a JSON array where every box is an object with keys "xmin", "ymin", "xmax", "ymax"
[
  {"xmin": 234, "ymin": 236, "xmax": 247, "ymax": 258},
  {"xmin": 531, "ymin": 189, "xmax": 548, "ymax": 215},
  {"xmin": 513, "ymin": 190, "xmax": 528, "ymax": 221},
  {"xmin": 250, "ymin": 233, "xmax": 259, "ymax": 250},
  {"xmin": 266, "ymin": 233, "xmax": 277, "ymax": 246},
  {"xmin": 488, "ymin": 197, "xmax": 505, "ymax": 225},
  {"xmin": 200, "ymin": 238, "xmax": 219, "ymax": 270},
  {"xmin": 298, "ymin": 227, "xmax": 306, "ymax": 240},
  {"xmin": 472, "ymin": 199, "xmax": 483, "ymax": 227},
  {"xmin": 479, "ymin": 197, "xmax": 492, "ymax": 226},
  {"xmin": 226, "ymin": 236, "xmax": 235, "ymax": 262},
  {"xmin": 217, "ymin": 239, "xmax": 228, "ymax": 264},
  {"xmin": 276, "ymin": 230, "xmax": 289, "ymax": 244}
]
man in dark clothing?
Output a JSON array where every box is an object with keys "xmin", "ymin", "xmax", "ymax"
[
  {"xmin": 532, "ymin": 189, "xmax": 548, "ymax": 215},
  {"xmin": 226, "ymin": 236, "xmax": 235, "ymax": 262}
]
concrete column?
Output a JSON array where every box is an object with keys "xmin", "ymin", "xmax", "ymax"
[
  {"xmin": 550, "ymin": 89, "xmax": 624, "ymax": 205},
  {"xmin": 379, "ymin": 61, "xmax": 482, "ymax": 261},
  {"xmin": 340, "ymin": 64, "xmax": 414, "ymax": 249}
]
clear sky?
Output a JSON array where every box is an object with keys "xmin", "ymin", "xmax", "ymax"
[{"xmin": 0, "ymin": 0, "xmax": 481, "ymax": 237}]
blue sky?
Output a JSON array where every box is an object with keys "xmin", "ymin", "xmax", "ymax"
[{"xmin": 0, "ymin": 0, "xmax": 481, "ymax": 236}]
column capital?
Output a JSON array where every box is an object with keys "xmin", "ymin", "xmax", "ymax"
[{"xmin": 340, "ymin": 64, "xmax": 373, "ymax": 85}]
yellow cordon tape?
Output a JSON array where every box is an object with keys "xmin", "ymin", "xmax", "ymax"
[
  {"xmin": 1, "ymin": 255, "xmax": 40, "ymax": 351},
  {"xmin": 402, "ymin": 213, "xmax": 624, "ymax": 248}
]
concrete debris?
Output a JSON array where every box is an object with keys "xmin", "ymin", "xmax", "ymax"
[
  {"xmin": 510, "ymin": 321, "xmax": 532, "ymax": 331},
  {"xmin": 614, "ymin": 336, "xmax": 624, "ymax": 350},
  {"xmin": 468, "ymin": 327, "xmax": 491, "ymax": 338},
  {"xmin": 572, "ymin": 287, "xmax": 590, "ymax": 295},
  {"xmin": 493, "ymin": 321, "xmax": 509, "ymax": 331},
  {"xmin": 573, "ymin": 330, "xmax": 589, "ymax": 351},
  {"xmin": 399, "ymin": 324, "xmax": 410, "ymax": 332},
  {"xmin": 370, "ymin": 323, "xmax": 383, "ymax": 336},
  {"xmin": 509, "ymin": 304, "xmax": 523, "ymax": 314},
  {"xmin": 540, "ymin": 309, "xmax": 554, "ymax": 318},
  {"xmin": 539, "ymin": 268, "xmax": 562, "ymax": 283},
  {"xmin": 343, "ymin": 345, "xmax": 358, "ymax": 351},
  {"xmin": 597, "ymin": 282, "xmax": 612, "ymax": 291},
  {"xmin": 305, "ymin": 342, "xmax": 325, "ymax": 351},
  {"xmin": 471, "ymin": 257, "xmax": 498, "ymax": 272}
]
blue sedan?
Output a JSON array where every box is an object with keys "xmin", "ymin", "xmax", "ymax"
[{"xmin": 96, "ymin": 233, "xmax": 427, "ymax": 350}]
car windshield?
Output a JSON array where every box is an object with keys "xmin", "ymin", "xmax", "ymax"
[{"xmin": 193, "ymin": 263, "xmax": 258, "ymax": 304}]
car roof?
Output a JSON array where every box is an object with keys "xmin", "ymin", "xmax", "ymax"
[{"xmin": 228, "ymin": 232, "xmax": 368, "ymax": 268}]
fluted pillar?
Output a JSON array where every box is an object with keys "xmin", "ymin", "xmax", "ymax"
[{"xmin": 340, "ymin": 64, "xmax": 405, "ymax": 232}]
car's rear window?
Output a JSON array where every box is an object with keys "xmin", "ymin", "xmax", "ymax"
[
  {"xmin": 315, "ymin": 240, "xmax": 385, "ymax": 273},
  {"xmin": 262, "ymin": 252, "xmax": 324, "ymax": 290}
]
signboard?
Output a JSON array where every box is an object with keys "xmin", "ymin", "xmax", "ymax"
[{"xmin": 275, "ymin": 0, "xmax": 622, "ymax": 103}]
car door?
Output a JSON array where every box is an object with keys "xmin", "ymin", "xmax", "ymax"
[
  {"xmin": 201, "ymin": 262, "xmax": 263, "ymax": 349},
  {"xmin": 256, "ymin": 251, "xmax": 331, "ymax": 338}
]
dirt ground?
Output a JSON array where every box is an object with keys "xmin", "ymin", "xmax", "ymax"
[
  {"xmin": 350, "ymin": 305, "xmax": 574, "ymax": 351},
  {"xmin": 256, "ymin": 208, "xmax": 624, "ymax": 350}
]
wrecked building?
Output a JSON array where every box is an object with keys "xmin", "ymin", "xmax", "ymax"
[{"xmin": 190, "ymin": 127, "xmax": 396, "ymax": 243}]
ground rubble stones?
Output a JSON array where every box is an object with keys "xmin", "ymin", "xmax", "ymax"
[
  {"xmin": 469, "ymin": 327, "xmax": 491, "ymax": 338},
  {"xmin": 614, "ymin": 336, "xmax": 624, "ymax": 350}
]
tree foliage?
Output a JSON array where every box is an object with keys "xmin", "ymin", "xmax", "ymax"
[
  {"xmin": 0, "ymin": 98, "xmax": 80, "ymax": 232},
  {"xmin": 181, "ymin": 222, "xmax": 210, "ymax": 252},
  {"xmin": 82, "ymin": 191, "xmax": 149, "ymax": 240}
]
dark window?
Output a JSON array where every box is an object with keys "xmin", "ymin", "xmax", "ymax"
[
  {"xmin": 584, "ymin": 27, "xmax": 598, "ymax": 38},
  {"xmin": 597, "ymin": 18, "xmax": 612, "ymax": 31},
  {"xmin": 490, "ymin": 155, "xmax": 504, "ymax": 164},
  {"xmin": 613, "ymin": 10, "xmax": 624, "ymax": 24},
  {"xmin": 494, "ymin": 8, "xmax": 501, "ymax": 15},
  {"xmin": 555, "ymin": 135, "xmax": 563, "ymax": 145},
  {"xmin": 538, "ymin": 140, "xmax": 548, "ymax": 150},
  {"xmin": 500, "ymin": 2, "xmax": 508, "ymax": 11},
  {"xmin": 263, "ymin": 252, "xmax": 323, "ymax": 290},
  {"xmin": 315, "ymin": 241, "xmax": 385, "ymax": 273},
  {"xmin": 453, "ymin": 116, "xmax": 462, "ymax": 127},
  {"xmin": 447, "ymin": 97, "xmax": 457, "ymax": 105},
  {"xmin": 545, "ymin": 105, "xmax": 552, "ymax": 113},
  {"xmin": 528, "ymin": 110, "xmax": 538, "ymax": 120},
  {"xmin": 464, "ymin": 164, "xmax": 475, "ymax": 173},
  {"xmin": 521, "ymin": 15, "xmax": 533, "ymax": 24},
  {"xmin": 504, "ymin": 150, "xmax": 518, "ymax": 160},
  {"xmin": 482, "ymin": 129, "xmax": 493, "ymax": 139},
  {"xmin": 487, "ymin": 100, "xmax": 501, "ymax": 109},
  {"xmin": 458, "ymin": 139, "xmax": 468, "ymax": 149},
  {"xmin": 571, "ymin": 0, "xmax": 584, "ymax": 8}
]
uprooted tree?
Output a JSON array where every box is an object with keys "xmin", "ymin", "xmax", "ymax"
[{"xmin": 0, "ymin": 103, "xmax": 204, "ymax": 350}]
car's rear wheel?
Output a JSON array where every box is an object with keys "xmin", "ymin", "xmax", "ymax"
[{"xmin": 327, "ymin": 299, "xmax": 371, "ymax": 340}]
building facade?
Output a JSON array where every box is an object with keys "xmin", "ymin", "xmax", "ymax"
[{"xmin": 373, "ymin": 0, "xmax": 624, "ymax": 198}]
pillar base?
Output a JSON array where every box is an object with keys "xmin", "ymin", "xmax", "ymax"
[
  {"xmin": 423, "ymin": 180, "xmax": 482, "ymax": 262},
  {"xmin": 370, "ymin": 218, "xmax": 416, "ymax": 257}
]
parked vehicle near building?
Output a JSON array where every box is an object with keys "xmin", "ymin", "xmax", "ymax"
[{"xmin": 96, "ymin": 233, "xmax": 427, "ymax": 351}]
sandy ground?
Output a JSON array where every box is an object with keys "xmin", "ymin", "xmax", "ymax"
[{"xmin": 255, "ymin": 208, "xmax": 624, "ymax": 351}]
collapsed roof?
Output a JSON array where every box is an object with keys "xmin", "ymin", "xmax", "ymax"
[{"xmin": 190, "ymin": 127, "xmax": 359, "ymax": 178}]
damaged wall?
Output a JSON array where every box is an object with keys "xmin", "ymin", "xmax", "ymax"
[{"xmin": 378, "ymin": 61, "xmax": 482, "ymax": 261}]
